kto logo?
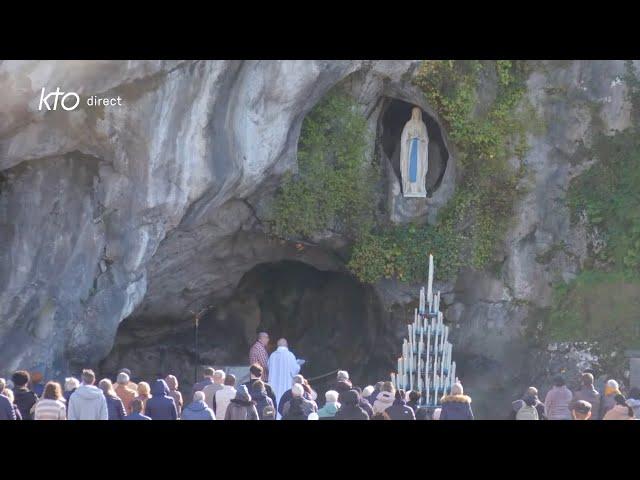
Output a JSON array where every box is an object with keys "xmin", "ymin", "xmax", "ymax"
[{"xmin": 38, "ymin": 87, "xmax": 80, "ymax": 111}]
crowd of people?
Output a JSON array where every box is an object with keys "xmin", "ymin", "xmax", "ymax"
[{"xmin": 1, "ymin": 332, "xmax": 639, "ymax": 420}]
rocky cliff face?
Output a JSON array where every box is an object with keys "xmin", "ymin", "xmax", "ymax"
[{"xmin": 0, "ymin": 60, "xmax": 633, "ymax": 417}]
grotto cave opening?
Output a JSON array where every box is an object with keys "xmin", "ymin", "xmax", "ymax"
[
  {"xmin": 380, "ymin": 98, "xmax": 449, "ymax": 196},
  {"xmin": 99, "ymin": 260, "xmax": 395, "ymax": 394}
]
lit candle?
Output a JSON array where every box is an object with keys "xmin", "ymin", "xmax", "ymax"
[
  {"xmin": 450, "ymin": 362, "xmax": 456, "ymax": 389},
  {"xmin": 419, "ymin": 287, "xmax": 425, "ymax": 315},
  {"xmin": 398, "ymin": 357, "xmax": 402, "ymax": 377},
  {"xmin": 390, "ymin": 372, "xmax": 396, "ymax": 389},
  {"xmin": 425, "ymin": 377, "xmax": 430, "ymax": 406}
]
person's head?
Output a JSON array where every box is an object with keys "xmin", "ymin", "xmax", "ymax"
[
  {"xmin": 235, "ymin": 385, "xmax": 251, "ymax": 402},
  {"xmin": 553, "ymin": 375, "xmax": 565, "ymax": 387},
  {"xmin": 224, "ymin": 373, "xmax": 236, "ymax": 387},
  {"xmin": 337, "ymin": 370, "xmax": 349, "ymax": 383},
  {"xmin": 395, "ymin": 389, "xmax": 405, "ymax": 400},
  {"xmin": 629, "ymin": 387, "xmax": 640, "ymax": 400},
  {"xmin": 31, "ymin": 371, "xmax": 44, "ymax": 385},
  {"xmin": 374, "ymin": 381, "xmax": 384, "ymax": 391},
  {"xmin": 526, "ymin": 386, "xmax": 538, "ymax": 398},
  {"xmin": 0, "ymin": 378, "xmax": 5, "ymax": 394},
  {"xmin": 432, "ymin": 408, "xmax": 442, "ymax": 420},
  {"xmin": 98, "ymin": 378, "xmax": 116, "ymax": 397},
  {"xmin": 291, "ymin": 383, "xmax": 304, "ymax": 398},
  {"xmin": 42, "ymin": 381, "xmax": 63, "ymax": 400},
  {"xmin": 409, "ymin": 390, "xmax": 421, "ymax": 403},
  {"xmin": 131, "ymin": 398, "xmax": 144, "ymax": 414},
  {"xmin": 81, "ymin": 369, "xmax": 96, "ymax": 386},
  {"xmin": 381, "ymin": 381, "xmax": 395, "ymax": 394},
  {"xmin": 165, "ymin": 375, "xmax": 178, "ymax": 391},
  {"xmin": 606, "ymin": 379, "xmax": 620, "ymax": 391},
  {"xmin": 203, "ymin": 367, "xmax": 215, "ymax": 379},
  {"xmin": 325, "ymin": 390, "xmax": 339, "ymax": 404},
  {"xmin": 193, "ymin": 391, "xmax": 205, "ymax": 403},
  {"xmin": 249, "ymin": 363, "xmax": 263, "ymax": 379},
  {"xmin": 523, "ymin": 394, "xmax": 537, "ymax": 407},
  {"xmin": 338, "ymin": 389, "xmax": 359, "ymax": 406},
  {"xmin": 64, "ymin": 377, "xmax": 80, "ymax": 392},
  {"xmin": 253, "ymin": 380, "xmax": 266, "ymax": 393},
  {"xmin": 257, "ymin": 332, "xmax": 269, "ymax": 346},
  {"xmin": 411, "ymin": 106, "xmax": 421, "ymax": 122},
  {"xmin": 581, "ymin": 372, "xmax": 594, "ymax": 387},
  {"xmin": 451, "ymin": 382, "xmax": 464, "ymax": 396},
  {"xmin": 11, "ymin": 370, "xmax": 30, "ymax": 388},
  {"xmin": 213, "ymin": 370, "xmax": 226, "ymax": 385},
  {"xmin": 277, "ymin": 338, "xmax": 288, "ymax": 348},
  {"xmin": 292, "ymin": 374, "xmax": 304, "ymax": 387},
  {"xmin": 362, "ymin": 385, "xmax": 375, "ymax": 398},
  {"xmin": 137, "ymin": 382, "xmax": 151, "ymax": 396},
  {"xmin": 572, "ymin": 400, "xmax": 592, "ymax": 420},
  {"xmin": 116, "ymin": 372, "xmax": 130, "ymax": 386}
]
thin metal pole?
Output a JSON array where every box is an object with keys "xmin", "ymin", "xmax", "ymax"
[{"xmin": 194, "ymin": 315, "xmax": 199, "ymax": 384}]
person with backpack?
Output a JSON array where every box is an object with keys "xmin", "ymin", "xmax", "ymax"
[
  {"xmin": 250, "ymin": 380, "xmax": 275, "ymax": 420},
  {"xmin": 282, "ymin": 383, "xmax": 316, "ymax": 420},
  {"xmin": 181, "ymin": 391, "xmax": 215, "ymax": 420},
  {"xmin": 225, "ymin": 385, "xmax": 259, "ymax": 420},
  {"xmin": 516, "ymin": 394, "xmax": 539, "ymax": 420}
]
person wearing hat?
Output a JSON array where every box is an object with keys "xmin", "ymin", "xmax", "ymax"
[
  {"xmin": 544, "ymin": 376, "xmax": 573, "ymax": 420},
  {"xmin": 440, "ymin": 382, "xmax": 474, "ymax": 420},
  {"xmin": 571, "ymin": 400, "xmax": 592, "ymax": 420},
  {"xmin": 224, "ymin": 384, "xmax": 259, "ymax": 420}
]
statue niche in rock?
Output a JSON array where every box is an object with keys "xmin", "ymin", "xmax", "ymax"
[{"xmin": 400, "ymin": 107, "xmax": 429, "ymax": 198}]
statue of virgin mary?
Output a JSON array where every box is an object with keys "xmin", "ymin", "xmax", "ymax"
[{"xmin": 400, "ymin": 107, "xmax": 429, "ymax": 198}]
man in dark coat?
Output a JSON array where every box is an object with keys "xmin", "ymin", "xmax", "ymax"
[
  {"xmin": 510, "ymin": 386, "xmax": 546, "ymax": 420},
  {"xmin": 278, "ymin": 375, "xmax": 311, "ymax": 417},
  {"xmin": 11, "ymin": 371, "xmax": 38, "ymax": 420},
  {"xmin": 385, "ymin": 390, "xmax": 416, "ymax": 420},
  {"xmin": 145, "ymin": 379, "xmax": 178, "ymax": 420},
  {"xmin": 570, "ymin": 373, "xmax": 601, "ymax": 420},
  {"xmin": 334, "ymin": 390, "xmax": 369, "ymax": 420},
  {"xmin": 242, "ymin": 363, "xmax": 277, "ymax": 410}
]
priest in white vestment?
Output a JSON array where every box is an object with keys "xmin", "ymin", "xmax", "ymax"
[{"xmin": 268, "ymin": 338, "xmax": 304, "ymax": 419}]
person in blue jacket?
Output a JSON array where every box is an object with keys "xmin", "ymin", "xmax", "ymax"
[
  {"xmin": 0, "ymin": 378, "xmax": 17, "ymax": 420},
  {"xmin": 98, "ymin": 379, "xmax": 127, "ymax": 420},
  {"xmin": 145, "ymin": 379, "xmax": 178, "ymax": 420}
]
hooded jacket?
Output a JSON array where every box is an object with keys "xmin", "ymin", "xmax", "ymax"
[
  {"xmin": 68, "ymin": 384, "xmax": 108, "ymax": 420},
  {"xmin": 243, "ymin": 378, "xmax": 277, "ymax": 410},
  {"xmin": 13, "ymin": 387, "xmax": 38, "ymax": 420},
  {"xmin": 181, "ymin": 400, "xmax": 216, "ymax": 420},
  {"xmin": 334, "ymin": 390, "xmax": 369, "ymax": 420},
  {"xmin": 225, "ymin": 386, "xmax": 259, "ymax": 420},
  {"xmin": 372, "ymin": 391, "xmax": 395, "ymax": 414},
  {"xmin": 440, "ymin": 394, "xmax": 474, "ymax": 420},
  {"xmin": 386, "ymin": 398, "xmax": 416, "ymax": 420},
  {"xmin": 145, "ymin": 380, "xmax": 178, "ymax": 420},
  {"xmin": 251, "ymin": 388, "xmax": 275, "ymax": 420}
]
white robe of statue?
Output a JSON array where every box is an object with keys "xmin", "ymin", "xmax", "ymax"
[
  {"xmin": 400, "ymin": 107, "xmax": 429, "ymax": 198},
  {"xmin": 267, "ymin": 345, "xmax": 301, "ymax": 414}
]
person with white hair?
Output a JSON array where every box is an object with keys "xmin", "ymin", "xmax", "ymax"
[
  {"xmin": 317, "ymin": 390, "xmax": 340, "ymax": 419},
  {"xmin": 203, "ymin": 369, "xmax": 226, "ymax": 411},
  {"xmin": 0, "ymin": 378, "xmax": 17, "ymax": 420},
  {"xmin": 114, "ymin": 372, "xmax": 137, "ymax": 414},
  {"xmin": 439, "ymin": 382, "xmax": 474, "ymax": 420},
  {"xmin": 277, "ymin": 374, "xmax": 306, "ymax": 418},
  {"xmin": 282, "ymin": 383, "xmax": 316, "ymax": 420},
  {"xmin": 267, "ymin": 338, "xmax": 305, "ymax": 417},
  {"xmin": 601, "ymin": 378, "xmax": 622, "ymax": 418},
  {"xmin": 181, "ymin": 391, "xmax": 215, "ymax": 420}
]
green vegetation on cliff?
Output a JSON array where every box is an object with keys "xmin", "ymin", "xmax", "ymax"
[
  {"xmin": 271, "ymin": 61, "xmax": 535, "ymax": 284},
  {"xmin": 548, "ymin": 61, "xmax": 640, "ymax": 352}
]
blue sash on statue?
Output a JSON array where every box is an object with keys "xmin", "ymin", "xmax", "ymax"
[{"xmin": 409, "ymin": 137, "xmax": 418, "ymax": 182}]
